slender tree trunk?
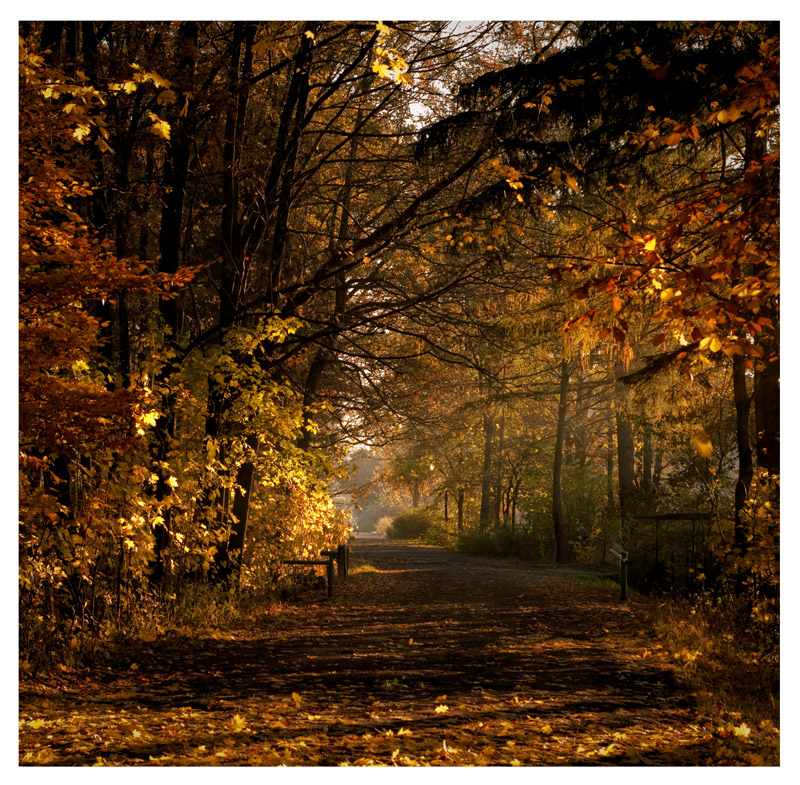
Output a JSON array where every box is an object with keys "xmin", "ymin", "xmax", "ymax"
[
  {"xmin": 511, "ymin": 479, "xmax": 520, "ymax": 534},
  {"xmin": 552, "ymin": 359, "xmax": 570, "ymax": 563},
  {"xmin": 606, "ymin": 421, "xmax": 615, "ymax": 510},
  {"xmin": 494, "ymin": 412, "xmax": 505, "ymax": 525},
  {"xmin": 733, "ymin": 354, "xmax": 754, "ymax": 552},
  {"xmin": 479, "ymin": 410, "xmax": 496, "ymax": 527},
  {"xmin": 457, "ymin": 488, "xmax": 464, "ymax": 533},
  {"xmin": 653, "ymin": 451, "xmax": 663, "ymax": 488},
  {"xmin": 641, "ymin": 426, "xmax": 653, "ymax": 493}
]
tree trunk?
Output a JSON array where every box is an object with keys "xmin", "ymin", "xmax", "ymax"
[
  {"xmin": 457, "ymin": 488, "xmax": 464, "ymax": 533},
  {"xmin": 215, "ymin": 436, "xmax": 259, "ymax": 585},
  {"xmin": 616, "ymin": 412, "xmax": 636, "ymax": 518},
  {"xmin": 552, "ymin": 359, "xmax": 570, "ymax": 563},
  {"xmin": 479, "ymin": 410, "xmax": 496, "ymax": 527},
  {"xmin": 641, "ymin": 426, "xmax": 653, "ymax": 493},
  {"xmin": 150, "ymin": 21, "xmax": 200, "ymax": 585},
  {"xmin": 606, "ymin": 422, "xmax": 615, "ymax": 511},
  {"xmin": 494, "ymin": 412, "xmax": 505, "ymax": 525},
  {"xmin": 511, "ymin": 479, "xmax": 520, "ymax": 534},
  {"xmin": 754, "ymin": 336, "xmax": 779, "ymax": 476},
  {"xmin": 733, "ymin": 354, "xmax": 754, "ymax": 552}
]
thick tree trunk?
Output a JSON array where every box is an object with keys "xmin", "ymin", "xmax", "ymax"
[
  {"xmin": 754, "ymin": 336, "xmax": 779, "ymax": 476},
  {"xmin": 297, "ymin": 348, "xmax": 330, "ymax": 450},
  {"xmin": 616, "ymin": 412, "xmax": 636, "ymax": 518},
  {"xmin": 215, "ymin": 435, "xmax": 259, "ymax": 585},
  {"xmin": 40, "ymin": 22, "xmax": 64, "ymax": 63},
  {"xmin": 552, "ymin": 359, "xmax": 570, "ymax": 563},
  {"xmin": 150, "ymin": 21, "xmax": 200, "ymax": 586}
]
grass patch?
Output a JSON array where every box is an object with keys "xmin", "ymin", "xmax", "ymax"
[
  {"xmin": 565, "ymin": 573, "xmax": 622, "ymax": 592},
  {"xmin": 349, "ymin": 561, "xmax": 379, "ymax": 575}
]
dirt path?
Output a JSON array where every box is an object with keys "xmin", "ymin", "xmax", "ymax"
[{"xmin": 20, "ymin": 542, "xmax": 728, "ymax": 765}]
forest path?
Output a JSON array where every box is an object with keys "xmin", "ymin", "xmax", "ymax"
[{"xmin": 20, "ymin": 542, "xmax": 727, "ymax": 765}]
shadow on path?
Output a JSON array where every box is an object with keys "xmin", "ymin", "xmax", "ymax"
[{"xmin": 20, "ymin": 543, "xmax": 724, "ymax": 765}]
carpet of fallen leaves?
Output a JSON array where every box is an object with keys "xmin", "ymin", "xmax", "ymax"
[{"xmin": 19, "ymin": 542, "xmax": 779, "ymax": 766}]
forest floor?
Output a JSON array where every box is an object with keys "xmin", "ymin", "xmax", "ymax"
[{"xmin": 19, "ymin": 541, "xmax": 779, "ymax": 766}]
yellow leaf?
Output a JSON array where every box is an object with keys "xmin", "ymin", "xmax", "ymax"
[
  {"xmin": 150, "ymin": 118, "xmax": 171, "ymax": 140},
  {"xmin": 252, "ymin": 37, "xmax": 269, "ymax": 57},
  {"xmin": 292, "ymin": 692, "xmax": 302, "ymax": 708},
  {"xmin": 691, "ymin": 428, "xmax": 714, "ymax": 458},
  {"xmin": 612, "ymin": 296, "xmax": 623, "ymax": 313},
  {"xmin": 734, "ymin": 723, "xmax": 751, "ymax": 738},
  {"xmin": 73, "ymin": 124, "xmax": 92, "ymax": 141},
  {"xmin": 157, "ymin": 89, "xmax": 177, "ymax": 105},
  {"xmin": 434, "ymin": 705, "xmax": 449, "ymax": 713},
  {"xmin": 566, "ymin": 174, "xmax": 579, "ymax": 193},
  {"xmin": 644, "ymin": 236, "xmax": 657, "ymax": 252}
]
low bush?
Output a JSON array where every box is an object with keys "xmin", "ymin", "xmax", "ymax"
[
  {"xmin": 387, "ymin": 507, "xmax": 439, "ymax": 540},
  {"xmin": 422, "ymin": 521, "xmax": 457, "ymax": 547},
  {"xmin": 456, "ymin": 526, "xmax": 550, "ymax": 561}
]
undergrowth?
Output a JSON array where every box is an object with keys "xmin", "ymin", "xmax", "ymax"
[{"xmin": 646, "ymin": 596, "xmax": 779, "ymax": 724}]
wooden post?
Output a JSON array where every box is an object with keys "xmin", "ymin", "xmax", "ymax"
[
  {"xmin": 337, "ymin": 544, "xmax": 347, "ymax": 581},
  {"xmin": 620, "ymin": 552, "xmax": 628, "ymax": 601},
  {"xmin": 326, "ymin": 554, "xmax": 334, "ymax": 598}
]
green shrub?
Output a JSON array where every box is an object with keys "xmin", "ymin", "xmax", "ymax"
[
  {"xmin": 422, "ymin": 521, "xmax": 456, "ymax": 547},
  {"xmin": 456, "ymin": 526, "xmax": 551, "ymax": 561},
  {"xmin": 387, "ymin": 507, "xmax": 439, "ymax": 540}
]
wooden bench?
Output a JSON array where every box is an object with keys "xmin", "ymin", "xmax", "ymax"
[{"xmin": 282, "ymin": 544, "xmax": 349, "ymax": 598}]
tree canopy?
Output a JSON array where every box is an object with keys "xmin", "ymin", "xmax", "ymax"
[{"xmin": 19, "ymin": 20, "xmax": 778, "ymax": 671}]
